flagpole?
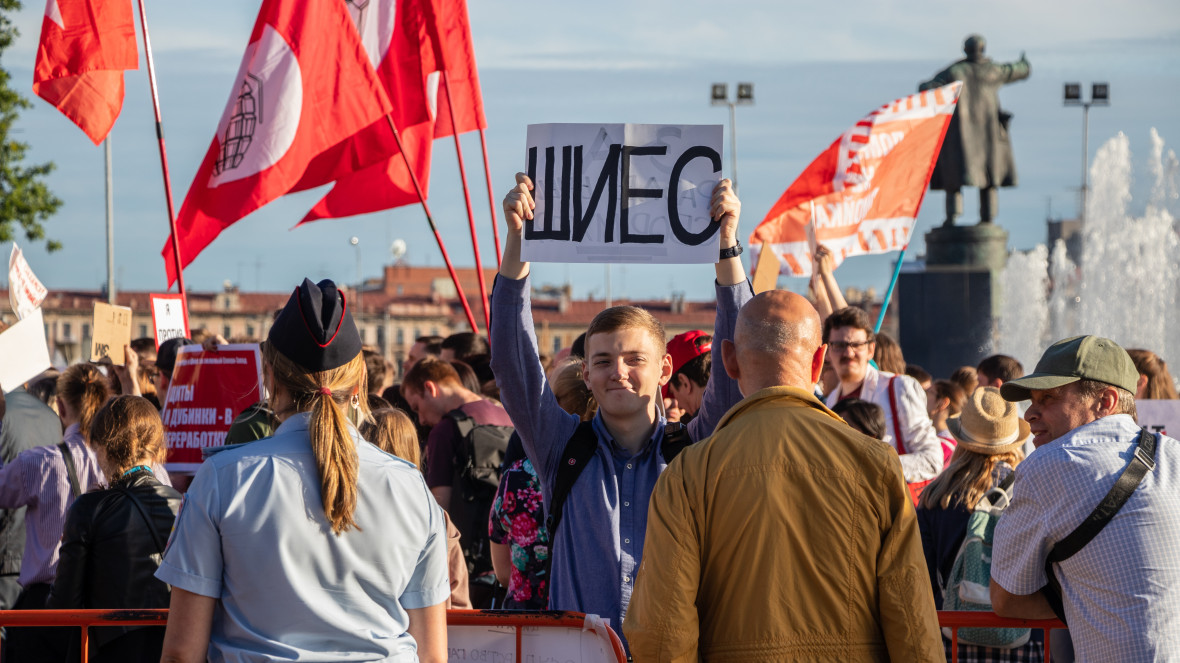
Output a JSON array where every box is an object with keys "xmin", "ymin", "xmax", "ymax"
[
  {"xmin": 134, "ymin": 0, "xmax": 187, "ymax": 310},
  {"xmin": 383, "ymin": 116, "xmax": 480, "ymax": 334},
  {"xmin": 441, "ymin": 70, "xmax": 490, "ymax": 333},
  {"xmin": 874, "ymin": 246, "xmax": 907, "ymax": 335},
  {"xmin": 477, "ymin": 128, "xmax": 502, "ymax": 268}
]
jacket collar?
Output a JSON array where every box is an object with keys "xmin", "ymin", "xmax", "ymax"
[{"xmin": 716, "ymin": 386, "xmax": 844, "ymax": 433}]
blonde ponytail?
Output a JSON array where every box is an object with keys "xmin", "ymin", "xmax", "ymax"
[{"xmin": 264, "ymin": 344, "xmax": 369, "ymax": 535}]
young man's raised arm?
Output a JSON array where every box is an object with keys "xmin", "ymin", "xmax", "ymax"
[
  {"xmin": 687, "ymin": 179, "xmax": 754, "ymax": 442},
  {"xmin": 489, "ymin": 173, "xmax": 579, "ymax": 490}
]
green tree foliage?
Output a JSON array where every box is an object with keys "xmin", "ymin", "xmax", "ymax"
[{"xmin": 0, "ymin": 0, "xmax": 62, "ymax": 251}]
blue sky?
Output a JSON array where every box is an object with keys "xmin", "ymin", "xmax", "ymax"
[{"xmin": 5, "ymin": 0, "xmax": 1179, "ymax": 300}]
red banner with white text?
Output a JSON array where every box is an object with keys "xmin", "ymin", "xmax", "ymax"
[
  {"xmin": 750, "ymin": 82, "xmax": 962, "ymax": 277},
  {"xmin": 162, "ymin": 344, "xmax": 262, "ymax": 470}
]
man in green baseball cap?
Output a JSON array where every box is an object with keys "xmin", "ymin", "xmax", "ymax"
[{"xmin": 987, "ymin": 335, "xmax": 1180, "ymax": 660}]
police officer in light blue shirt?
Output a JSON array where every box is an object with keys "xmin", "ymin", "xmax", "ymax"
[{"xmin": 156, "ymin": 278, "xmax": 450, "ymax": 663}]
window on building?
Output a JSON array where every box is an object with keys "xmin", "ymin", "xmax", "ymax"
[
  {"xmin": 431, "ymin": 326, "xmax": 440, "ymax": 336},
  {"xmin": 223, "ymin": 325, "xmax": 232, "ymax": 338},
  {"xmin": 358, "ymin": 327, "xmax": 366, "ymax": 343},
  {"xmin": 246, "ymin": 324, "xmax": 255, "ymax": 337},
  {"xmin": 396, "ymin": 327, "xmax": 404, "ymax": 344},
  {"xmin": 553, "ymin": 335, "xmax": 562, "ymax": 354},
  {"xmin": 139, "ymin": 324, "xmax": 149, "ymax": 338},
  {"xmin": 413, "ymin": 328, "xmax": 421, "ymax": 340},
  {"xmin": 224, "ymin": 299, "xmax": 232, "ymax": 311},
  {"xmin": 82, "ymin": 323, "xmax": 91, "ymax": 338},
  {"xmin": 376, "ymin": 326, "xmax": 386, "ymax": 350},
  {"xmin": 63, "ymin": 322, "xmax": 72, "ymax": 339}
]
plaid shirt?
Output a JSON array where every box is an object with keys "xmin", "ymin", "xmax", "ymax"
[{"xmin": 992, "ymin": 414, "xmax": 1180, "ymax": 662}]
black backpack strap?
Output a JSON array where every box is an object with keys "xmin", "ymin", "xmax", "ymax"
[
  {"xmin": 660, "ymin": 421, "xmax": 693, "ymax": 464},
  {"xmin": 545, "ymin": 421, "xmax": 598, "ymax": 537},
  {"xmin": 1042, "ymin": 427, "xmax": 1157, "ymax": 622},
  {"xmin": 57, "ymin": 442, "xmax": 82, "ymax": 499},
  {"xmin": 118, "ymin": 484, "xmax": 167, "ymax": 555},
  {"xmin": 447, "ymin": 408, "xmax": 476, "ymax": 468}
]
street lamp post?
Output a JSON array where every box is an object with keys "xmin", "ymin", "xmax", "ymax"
[
  {"xmin": 710, "ymin": 82, "xmax": 754, "ymax": 193},
  {"xmin": 349, "ymin": 236, "xmax": 363, "ymax": 319},
  {"xmin": 1064, "ymin": 82, "xmax": 1109, "ymax": 222}
]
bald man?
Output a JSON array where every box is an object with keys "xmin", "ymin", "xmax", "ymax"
[{"xmin": 624, "ymin": 291, "xmax": 942, "ymax": 662}]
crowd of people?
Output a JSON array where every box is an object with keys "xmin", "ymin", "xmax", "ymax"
[{"xmin": 0, "ymin": 175, "xmax": 1177, "ymax": 662}]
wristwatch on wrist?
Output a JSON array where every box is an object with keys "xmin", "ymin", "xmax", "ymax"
[{"xmin": 719, "ymin": 241, "xmax": 743, "ymax": 260}]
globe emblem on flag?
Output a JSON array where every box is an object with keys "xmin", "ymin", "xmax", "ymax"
[
  {"xmin": 208, "ymin": 25, "xmax": 302, "ymax": 188},
  {"xmin": 215, "ymin": 75, "xmax": 261, "ymax": 176}
]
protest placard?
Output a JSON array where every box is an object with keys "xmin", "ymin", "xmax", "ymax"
[
  {"xmin": 1136, "ymin": 399, "xmax": 1180, "ymax": 437},
  {"xmin": 0, "ymin": 308, "xmax": 52, "ymax": 393},
  {"xmin": 8, "ymin": 243, "xmax": 47, "ymax": 320},
  {"xmin": 162, "ymin": 343, "xmax": 263, "ymax": 471},
  {"xmin": 90, "ymin": 301, "xmax": 132, "ymax": 365},
  {"xmin": 521, "ymin": 123, "xmax": 724, "ymax": 264},
  {"xmin": 150, "ymin": 293, "xmax": 190, "ymax": 348}
]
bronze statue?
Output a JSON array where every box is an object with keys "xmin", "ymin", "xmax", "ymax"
[{"xmin": 920, "ymin": 35, "xmax": 1030, "ymax": 226}]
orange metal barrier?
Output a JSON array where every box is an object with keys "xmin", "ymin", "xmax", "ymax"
[
  {"xmin": 0, "ymin": 608, "xmax": 628, "ymax": 663},
  {"xmin": 938, "ymin": 610, "xmax": 1066, "ymax": 663}
]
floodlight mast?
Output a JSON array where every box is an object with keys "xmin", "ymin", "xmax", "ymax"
[
  {"xmin": 710, "ymin": 82, "xmax": 754, "ymax": 194},
  {"xmin": 1064, "ymin": 82, "xmax": 1110, "ymax": 222}
]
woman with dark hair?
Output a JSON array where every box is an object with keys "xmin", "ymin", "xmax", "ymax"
[
  {"xmin": 48, "ymin": 395, "xmax": 181, "ymax": 662},
  {"xmin": 0, "ymin": 363, "xmax": 109, "ymax": 662},
  {"xmin": 158, "ymin": 279, "xmax": 449, "ymax": 662}
]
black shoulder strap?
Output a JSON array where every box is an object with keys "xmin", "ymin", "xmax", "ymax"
[
  {"xmin": 545, "ymin": 421, "xmax": 597, "ymax": 537},
  {"xmin": 660, "ymin": 421, "xmax": 692, "ymax": 464},
  {"xmin": 57, "ymin": 442, "xmax": 82, "ymax": 499},
  {"xmin": 118, "ymin": 483, "xmax": 167, "ymax": 555},
  {"xmin": 1042, "ymin": 427, "xmax": 1157, "ymax": 622}
]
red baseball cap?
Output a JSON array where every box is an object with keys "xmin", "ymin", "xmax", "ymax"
[{"xmin": 663, "ymin": 330, "xmax": 712, "ymax": 398}]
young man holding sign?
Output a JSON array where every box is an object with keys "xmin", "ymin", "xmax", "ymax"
[{"xmin": 490, "ymin": 172, "xmax": 751, "ymax": 645}]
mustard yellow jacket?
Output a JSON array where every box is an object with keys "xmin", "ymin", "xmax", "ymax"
[{"xmin": 624, "ymin": 386, "xmax": 943, "ymax": 662}]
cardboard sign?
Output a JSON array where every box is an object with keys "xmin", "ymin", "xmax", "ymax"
[
  {"xmin": 0, "ymin": 308, "xmax": 52, "ymax": 393},
  {"xmin": 1136, "ymin": 399, "xmax": 1180, "ymax": 437},
  {"xmin": 163, "ymin": 344, "xmax": 264, "ymax": 471},
  {"xmin": 91, "ymin": 301, "xmax": 132, "ymax": 365},
  {"xmin": 150, "ymin": 293, "xmax": 190, "ymax": 349},
  {"xmin": 522, "ymin": 123, "xmax": 724, "ymax": 264},
  {"xmin": 8, "ymin": 243, "xmax": 47, "ymax": 320}
]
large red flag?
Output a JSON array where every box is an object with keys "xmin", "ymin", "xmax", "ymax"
[
  {"xmin": 750, "ymin": 83, "xmax": 962, "ymax": 280},
  {"xmin": 32, "ymin": 0, "xmax": 138, "ymax": 144},
  {"xmin": 298, "ymin": 0, "xmax": 487, "ymax": 224},
  {"xmin": 161, "ymin": 0, "xmax": 393, "ymax": 286}
]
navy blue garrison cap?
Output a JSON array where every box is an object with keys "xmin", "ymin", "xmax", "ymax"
[{"xmin": 267, "ymin": 278, "xmax": 361, "ymax": 372}]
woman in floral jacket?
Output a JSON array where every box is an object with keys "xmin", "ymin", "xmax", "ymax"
[{"xmin": 489, "ymin": 457, "xmax": 549, "ymax": 609}]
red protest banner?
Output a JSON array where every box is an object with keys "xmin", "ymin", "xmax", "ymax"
[{"xmin": 162, "ymin": 344, "xmax": 263, "ymax": 470}]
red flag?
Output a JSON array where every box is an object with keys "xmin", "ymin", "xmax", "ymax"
[
  {"xmin": 298, "ymin": 0, "xmax": 488, "ymax": 225},
  {"xmin": 32, "ymin": 0, "xmax": 138, "ymax": 144},
  {"xmin": 161, "ymin": 0, "xmax": 393, "ymax": 286},
  {"xmin": 750, "ymin": 83, "xmax": 962, "ymax": 279},
  {"xmin": 423, "ymin": 0, "xmax": 486, "ymax": 138}
]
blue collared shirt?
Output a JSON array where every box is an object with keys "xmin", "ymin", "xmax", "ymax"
[
  {"xmin": 157, "ymin": 413, "xmax": 450, "ymax": 662},
  {"xmin": 992, "ymin": 414, "xmax": 1180, "ymax": 661},
  {"xmin": 489, "ymin": 274, "xmax": 750, "ymax": 640}
]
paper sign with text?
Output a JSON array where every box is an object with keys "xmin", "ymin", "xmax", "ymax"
[
  {"xmin": 90, "ymin": 302, "xmax": 132, "ymax": 365},
  {"xmin": 522, "ymin": 123, "xmax": 724, "ymax": 264},
  {"xmin": 0, "ymin": 308, "xmax": 51, "ymax": 393},
  {"xmin": 1136, "ymin": 399, "xmax": 1180, "ymax": 437},
  {"xmin": 163, "ymin": 344, "xmax": 263, "ymax": 471},
  {"xmin": 150, "ymin": 293, "xmax": 190, "ymax": 349},
  {"xmin": 444, "ymin": 624, "xmax": 617, "ymax": 663},
  {"xmin": 8, "ymin": 243, "xmax": 47, "ymax": 320}
]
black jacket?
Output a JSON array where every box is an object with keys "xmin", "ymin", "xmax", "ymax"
[{"xmin": 48, "ymin": 470, "xmax": 181, "ymax": 651}]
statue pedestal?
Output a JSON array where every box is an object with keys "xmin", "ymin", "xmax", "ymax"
[{"xmin": 897, "ymin": 224, "xmax": 1008, "ymax": 378}]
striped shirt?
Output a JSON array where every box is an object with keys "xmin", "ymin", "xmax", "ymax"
[
  {"xmin": 991, "ymin": 414, "xmax": 1180, "ymax": 661},
  {"xmin": 0, "ymin": 424, "xmax": 104, "ymax": 587}
]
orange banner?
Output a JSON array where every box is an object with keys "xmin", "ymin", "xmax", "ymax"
[{"xmin": 750, "ymin": 83, "xmax": 961, "ymax": 278}]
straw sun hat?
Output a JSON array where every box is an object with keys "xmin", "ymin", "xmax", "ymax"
[{"xmin": 947, "ymin": 386, "xmax": 1030, "ymax": 454}]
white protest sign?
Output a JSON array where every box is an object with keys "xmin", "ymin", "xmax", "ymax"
[
  {"xmin": 1136, "ymin": 399, "xmax": 1180, "ymax": 437},
  {"xmin": 0, "ymin": 308, "xmax": 52, "ymax": 393},
  {"xmin": 8, "ymin": 243, "xmax": 47, "ymax": 320},
  {"xmin": 522, "ymin": 123, "xmax": 724, "ymax": 264},
  {"xmin": 150, "ymin": 293, "xmax": 190, "ymax": 349}
]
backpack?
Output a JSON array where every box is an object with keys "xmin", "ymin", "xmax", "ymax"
[
  {"xmin": 544, "ymin": 420, "xmax": 691, "ymax": 540},
  {"xmin": 444, "ymin": 409, "xmax": 514, "ymax": 579},
  {"xmin": 939, "ymin": 472, "xmax": 1031, "ymax": 649}
]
